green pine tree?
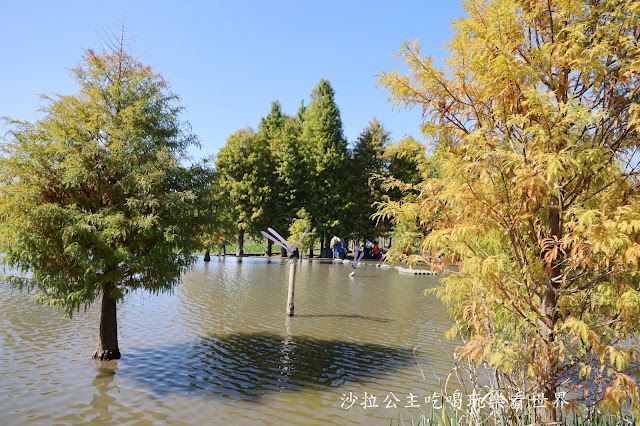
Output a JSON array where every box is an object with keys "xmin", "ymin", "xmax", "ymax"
[
  {"xmin": 215, "ymin": 127, "xmax": 274, "ymax": 255},
  {"xmin": 381, "ymin": 135, "xmax": 435, "ymax": 205},
  {"xmin": 0, "ymin": 43, "xmax": 203, "ymax": 360},
  {"xmin": 350, "ymin": 118, "xmax": 391, "ymax": 240},
  {"xmin": 258, "ymin": 101, "xmax": 299, "ymax": 256},
  {"xmin": 300, "ymin": 79, "xmax": 351, "ymax": 256}
]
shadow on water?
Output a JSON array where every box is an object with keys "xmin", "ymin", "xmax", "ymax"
[
  {"xmin": 295, "ymin": 314, "xmax": 393, "ymax": 323},
  {"xmin": 112, "ymin": 332, "xmax": 415, "ymax": 402}
]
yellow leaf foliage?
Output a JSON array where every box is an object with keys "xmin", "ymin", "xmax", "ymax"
[{"xmin": 378, "ymin": 0, "xmax": 640, "ymax": 416}]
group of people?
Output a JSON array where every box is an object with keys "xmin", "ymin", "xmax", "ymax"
[
  {"xmin": 331, "ymin": 236, "xmax": 383, "ymax": 261},
  {"xmin": 330, "ymin": 235, "xmax": 348, "ymax": 260},
  {"xmin": 357, "ymin": 238, "xmax": 383, "ymax": 260}
]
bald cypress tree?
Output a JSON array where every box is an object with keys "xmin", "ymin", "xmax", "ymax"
[
  {"xmin": 258, "ymin": 101, "xmax": 299, "ymax": 256},
  {"xmin": 0, "ymin": 44, "xmax": 202, "ymax": 360},
  {"xmin": 378, "ymin": 0, "xmax": 640, "ymax": 421},
  {"xmin": 215, "ymin": 128, "xmax": 270, "ymax": 256},
  {"xmin": 350, "ymin": 118, "xmax": 391, "ymax": 239},
  {"xmin": 259, "ymin": 100, "xmax": 287, "ymax": 140},
  {"xmin": 300, "ymin": 79, "xmax": 351, "ymax": 256}
]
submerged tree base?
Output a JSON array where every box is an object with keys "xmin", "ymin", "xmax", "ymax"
[{"xmin": 93, "ymin": 349, "xmax": 121, "ymax": 360}]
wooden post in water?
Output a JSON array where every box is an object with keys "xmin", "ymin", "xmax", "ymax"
[
  {"xmin": 261, "ymin": 227, "xmax": 308, "ymax": 317},
  {"xmin": 286, "ymin": 261, "xmax": 296, "ymax": 316}
]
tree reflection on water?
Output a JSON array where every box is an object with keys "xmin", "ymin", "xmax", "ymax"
[{"xmin": 112, "ymin": 332, "xmax": 415, "ymax": 402}]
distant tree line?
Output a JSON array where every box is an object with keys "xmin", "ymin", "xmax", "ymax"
[{"xmin": 210, "ymin": 78, "xmax": 430, "ymax": 258}]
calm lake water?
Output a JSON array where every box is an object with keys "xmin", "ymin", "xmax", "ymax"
[{"xmin": 0, "ymin": 257, "xmax": 458, "ymax": 425}]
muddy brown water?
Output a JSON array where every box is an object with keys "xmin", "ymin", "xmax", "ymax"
[{"xmin": 0, "ymin": 257, "xmax": 459, "ymax": 425}]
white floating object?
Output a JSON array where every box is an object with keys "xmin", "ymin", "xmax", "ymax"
[
  {"xmin": 349, "ymin": 271, "xmax": 356, "ymax": 277},
  {"xmin": 396, "ymin": 267, "xmax": 435, "ymax": 275},
  {"xmin": 342, "ymin": 259, "xmax": 351, "ymax": 264},
  {"xmin": 376, "ymin": 264, "xmax": 391, "ymax": 268}
]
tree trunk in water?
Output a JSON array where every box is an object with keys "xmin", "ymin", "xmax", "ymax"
[
  {"xmin": 237, "ymin": 230, "xmax": 244, "ymax": 257},
  {"xmin": 204, "ymin": 248, "xmax": 211, "ymax": 262},
  {"xmin": 266, "ymin": 239, "xmax": 272, "ymax": 257},
  {"xmin": 94, "ymin": 283, "xmax": 120, "ymax": 360},
  {"xmin": 324, "ymin": 232, "xmax": 330, "ymax": 258},
  {"xmin": 308, "ymin": 247, "xmax": 314, "ymax": 258},
  {"xmin": 281, "ymin": 246, "xmax": 287, "ymax": 257},
  {"xmin": 536, "ymin": 206, "xmax": 562, "ymax": 424},
  {"xmin": 319, "ymin": 235, "xmax": 325, "ymax": 258}
]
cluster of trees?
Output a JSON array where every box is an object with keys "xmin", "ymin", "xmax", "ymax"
[
  {"xmin": 0, "ymin": 40, "xmax": 427, "ymax": 359},
  {"xmin": 209, "ymin": 79, "xmax": 430, "ymax": 258},
  {"xmin": 378, "ymin": 0, "xmax": 640, "ymax": 422},
  {"xmin": 6, "ymin": 3, "xmax": 638, "ymax": 422}
]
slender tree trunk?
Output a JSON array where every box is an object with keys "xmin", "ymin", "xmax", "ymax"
[
  {"xmin": 94, "ymin": 283, "xmax": 120, "ymax": 360},
  {"xmin": 308, "ymin": 247, "xmax": 314, "ymax": 258},
  {"xmin": 324, "ymin": 231, "xmax": 330, "ymax": 258},
  {"xmin": 266, "ymin": 239, "xmax": 272, "ymax": 257},
  {"xmin": 536, "ymin": 206, "xmax": 562, "ymax": 424},
  {"xmin": 204, "ymin": 248, "xmax": 211, "ymax": 262},
  {"xmin": 237, "ymin": 230, "xmax": 244, "ymax": 257},
  {"xmin": 281, "ymin": 246, "xmax": 287, "ymax": 257},
  {"xmin": 320, "ymin": 235, "xmax": 325, "ymax": 258}
]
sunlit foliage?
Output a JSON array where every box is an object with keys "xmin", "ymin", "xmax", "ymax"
[
  {"xmin": 300, "ymin": 79, "xmax": 352, "ymax": 249},
  {"xmin": 350, "ymin": 118, "xmax": 392, "ymax": 239},
  {"xmin": 0, "ymin": 44, "xmax": 203, "ymax": 358},
  {"xmin": 378, "ymin": 0, "xmax": 640, "ymax": 421}
]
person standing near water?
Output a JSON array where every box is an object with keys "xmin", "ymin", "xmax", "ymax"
[
  {"xmin": 354, "ymin": 241, "xmax": 363, "ymax": 259},
  {"xmin": 364, "ymin": 239, "xmax": 373, "ymax": 259},
  {"xmin": 217, "ymin": 236, "xmax": 226, "ymax": 256},
  {"xmin": 330, "ymin": 235, "xmax": 340, "ymax": 258},
  {"xmin": 339, "ymin": 238, "xmax": 347, "ymax": 260},
  {"xmin": 372, "ymin": 241, "xmax": 382, "ymax": 260}
]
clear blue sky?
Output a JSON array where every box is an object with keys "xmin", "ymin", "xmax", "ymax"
[{"xmin": 1, "ymin": 1, "xmax": 464, "ymax": 159}]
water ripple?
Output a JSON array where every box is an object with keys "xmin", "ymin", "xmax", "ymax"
[{"xmin": 1, "ymin": 256, "xmax": 456, "ymax": 424}]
